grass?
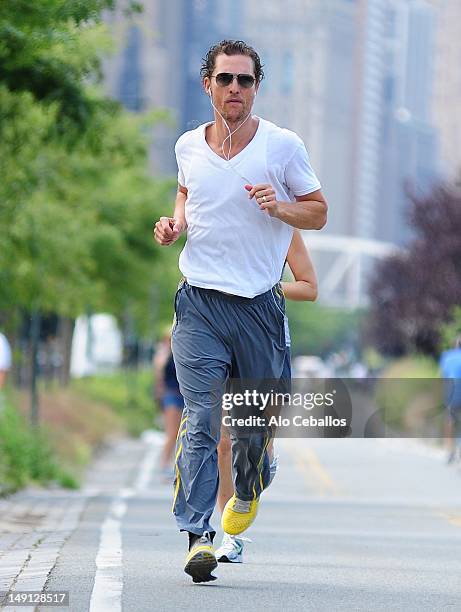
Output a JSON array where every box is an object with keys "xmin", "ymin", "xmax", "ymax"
[
  {"xmin": 0, "ymin": 367, "xmax": 158, "ymax": 496},
  {"xmin": 71, "ymin": 368, "xmax": 158, "ymax": 436},
  {"xmin": 374, "ymin": 355, "xmax": 444, "ymax": 434},
  {"xmin": 0, "ymin": 399, "xmax": 79, "ymax": 495}
]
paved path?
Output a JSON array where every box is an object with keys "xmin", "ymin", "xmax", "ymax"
[{"xmin": 1, "ymin": 433, "xmax": 461, "ymax": 611}]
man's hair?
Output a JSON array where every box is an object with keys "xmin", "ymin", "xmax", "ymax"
[
  {"xmin": 200, "ymin": 40, "xmax": 264, "ymax": 83},
  {"xmin": 455, "ymin": 334, "xmax": 461, "ymax": 349}
]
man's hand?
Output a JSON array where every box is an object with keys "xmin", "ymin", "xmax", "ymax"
[
  {"xmin": 153, "ymin": 217, "xmax": 186, "ymax": 246},
  {"xmin": 245, "ymin": 183, "xmax": 279, "ymax": 218}
]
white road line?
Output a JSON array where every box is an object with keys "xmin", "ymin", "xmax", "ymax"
[
  {"xmin": 89, "ymin": 488, "xmax": 133, "ymax": 612},
  {"xmin": 135, "ymin": 430, "xmax": 165, "ymax": 494},
  {"xmin": 134, "ymin": 438, "xmax": 161, "ymax": 492},
  {"xmin": 89, "ymin": 431, "xmax": 164, "ymax": 612}
]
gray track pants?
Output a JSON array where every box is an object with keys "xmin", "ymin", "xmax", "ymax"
[{"xmin": 171, "ymin": 279, "xmax": 291, "ymax": 536}]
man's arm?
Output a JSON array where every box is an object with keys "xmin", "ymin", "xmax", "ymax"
[
  {"xmin": 276, "ymin": 190, "xmax": 327, "ymax": 230},
  {"xmin": 153, "ymin": 185, "xmax": 188, "ymax": 246},
  {"xmin": 173, "ymin": 185, "xmax": 188, "ymax": 229},
  {"xmin": 246, "ymin": 184, "xmax": 327, "ymax": 230}
]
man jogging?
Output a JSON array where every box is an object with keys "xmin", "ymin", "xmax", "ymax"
[{"xmin": 154, "ymin": 39, "xmax": 327, "ymax": 583}]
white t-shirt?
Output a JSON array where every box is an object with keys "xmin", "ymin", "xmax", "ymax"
[
  {"xmin": 175, "ymin": 117, "xmax": 321, "ymax": 298},
  {"xmin": 0, "ymin": 333, "xmax": 12, "ymax": 371}
]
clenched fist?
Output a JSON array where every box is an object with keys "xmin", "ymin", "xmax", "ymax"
[{"xmin": 153, "ymin": 217, "xmax": 186, "ymax": 246}]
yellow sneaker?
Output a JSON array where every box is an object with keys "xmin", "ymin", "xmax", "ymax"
[
  {"xmin": 222, "ymin": 495, "xmax": 259, "ymax": 535},
  {"xmin": 184, "ymin": 532, "xmax": 217, "ymax": 583}
]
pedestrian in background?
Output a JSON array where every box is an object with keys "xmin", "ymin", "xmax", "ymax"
[
  {"xmin": 0, "ymin": 331, "xmax": 12, "ymax": 412},
  {"xmin": 153, "ymin": 326, "xmax": 184, "ymax": 478},
  {"xmin": 440, "ymin": 334, "xmax": 461, "ymax": 464}
]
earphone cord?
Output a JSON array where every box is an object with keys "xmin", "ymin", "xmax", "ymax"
[
  {"xmin": 220, "ymin": 112, "xmax": 252, "ymax": 162},
  {"xmin": 209, "ymin": 96, "xmax": 252, "ymax": 168}
]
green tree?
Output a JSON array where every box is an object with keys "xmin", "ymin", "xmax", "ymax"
[
  {"xmin": 286, "ymin": 300, "xmax": 364, "ymax": 357},
  {"xmin": 439, "ymin": 306, "xmax": 461, "ymax": 353},
  {"xmin": 0, "ymin": 1, "xmax": 141, "ymax": 131},
  {"xmin": 368, "ymin": 181, "xmax": 461, "ymax": 357},
  {"xmin": 0, "ymin": 1, "xmax": 175, "ymax": 341}
]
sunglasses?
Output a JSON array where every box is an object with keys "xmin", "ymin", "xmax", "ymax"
[{"xmin": 211, "ymin": 72, "xmax": 256, "ymax": 88}]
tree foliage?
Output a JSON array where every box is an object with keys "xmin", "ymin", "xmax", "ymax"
[
  {"xmin": 286, "ymin": 300, "xmax": 364, "ymax": 358},
  {"xmin": 0, "ymin": 0, "xmax": 174, "ymax": 337},
  {"xmin": 368, "ymin": 182, "xmax": 461, "ymax": 357},
  {"xmin": 0, "ymin": 1, "xmax": 119, "ymax": 129},
  {"xmin": 439, "ymin": 306, "xmax": 461, "ymax": 353}
]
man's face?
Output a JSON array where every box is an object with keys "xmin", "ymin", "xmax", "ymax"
[{"xmin": 204, "ymin": 54, "xmax": 259, "ymax": 123}]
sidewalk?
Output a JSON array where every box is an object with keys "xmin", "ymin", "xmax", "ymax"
[
  {"xmin": 0, "ymin": 487, "xmax": 89, "ymax": 607},
  {"xmin": 0, "ymin": 434, "xmax": 149, "ymax": 611}
]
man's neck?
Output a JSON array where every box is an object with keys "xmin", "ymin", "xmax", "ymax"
[{"xmin": 210, "ymin": 114, "xmax": 258, "ymax": 150}]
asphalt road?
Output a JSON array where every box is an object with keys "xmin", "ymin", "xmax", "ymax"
[{"xmin": 5, "ymin": 432, "xmax": 461, "ymax": 612}]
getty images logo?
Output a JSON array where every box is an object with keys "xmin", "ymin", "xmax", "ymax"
[{"xmin": 221, "ymin": 389, "xmax": 338, "ymax": 411}]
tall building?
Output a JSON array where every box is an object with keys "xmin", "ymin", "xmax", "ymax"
[
  {"xmin": 314, "ymin": 0, "xmax": 437, "ymax": 245},
  {"xmin": 301, "ymin": 0, "xmax": 439, "ymax": 305},
  {"xmin": 431, "ymin": 0, "xmax": 461, "ymax": 179},
  {"xmin": 102, "ymin": 0, "xmax": 187, "ymax": 175},
  {"xmin": 241, "ymin": 0, "xmax": 323, "ymax": 169},
  {"xmin": 377, "ymin": 0, "xmax": 438, "ymax": 245},
  {"xmin": 312, "ymin": 0, "xmax": 358, "ymax": 238},
  {"xmin": 180, "ymin": 0, "xmax": 222, "ymax": 132}
]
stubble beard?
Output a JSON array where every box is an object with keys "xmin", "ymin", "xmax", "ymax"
[{"xmin": 222, "ymin": 102, "xmax": 251, "ymax": 127}]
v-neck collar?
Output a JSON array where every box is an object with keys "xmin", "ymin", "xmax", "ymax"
[{"xmin": 202, "ymin": 116, "xmax": 263, "ymax": 165}]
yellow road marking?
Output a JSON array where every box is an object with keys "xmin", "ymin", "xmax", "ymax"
[
  {"xmin": 304, "ymin": 447, "xmax": 342, "ymax": 496},
  {"xmin": 282, "ymin": 440, "xmax": 342, "ymax": 497},
  {"xmin": 439, "ymin": 512, "xmax": 461, "ymax": 528}
]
